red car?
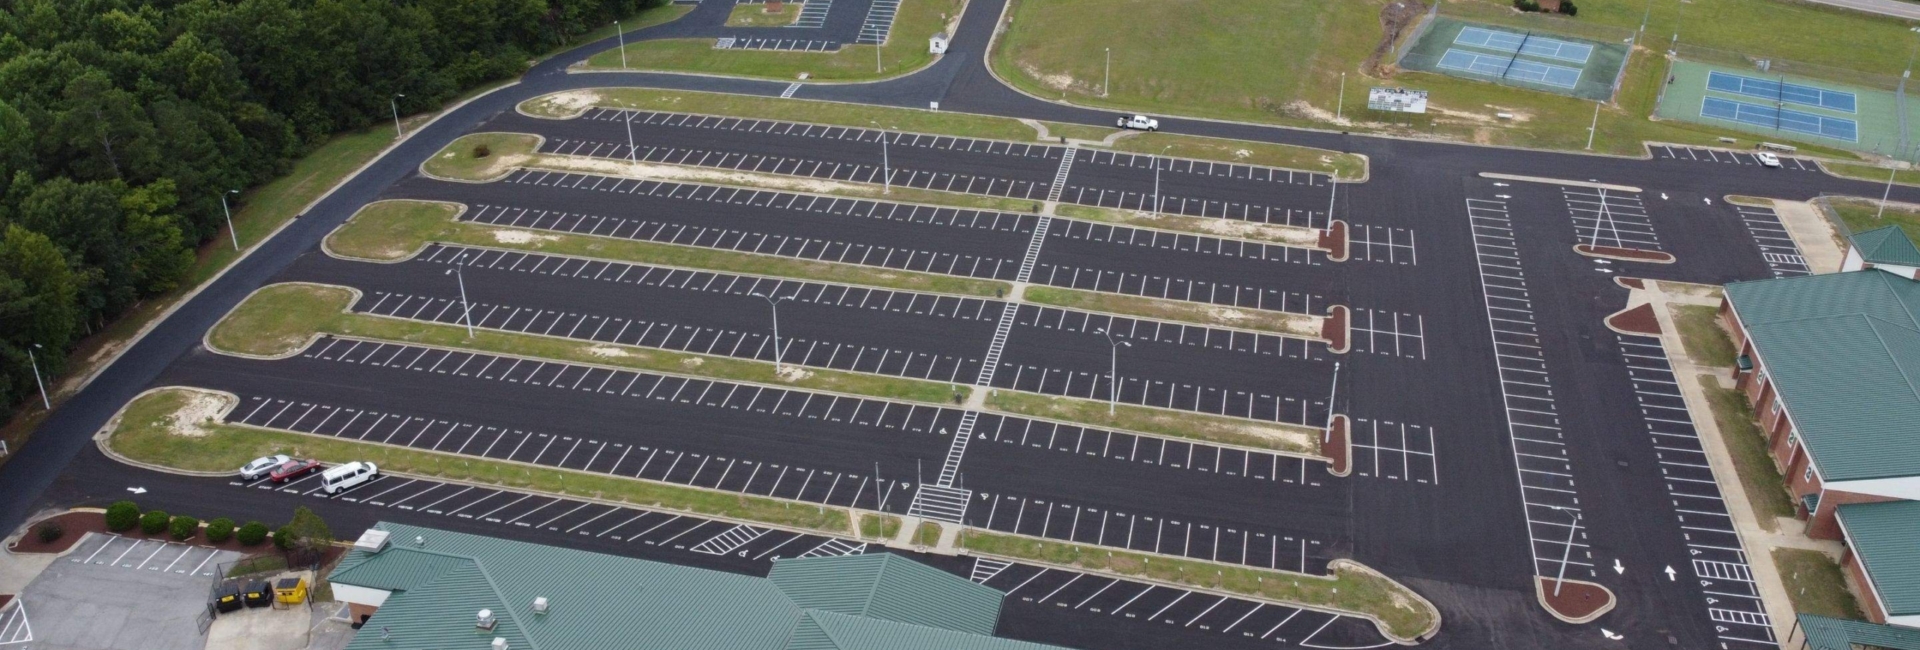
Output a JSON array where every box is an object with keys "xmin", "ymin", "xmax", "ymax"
[{"xmin": 269, "ymin": 459, "xmax": 322, "ymax": 483}]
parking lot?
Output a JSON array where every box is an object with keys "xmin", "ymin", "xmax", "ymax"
[
  {"xmin": 12, "ymin": 532, "xmax": 238, "ymax": 650},
  {"xmin": 108, "ymin": 106, "xmax": 1831, "ymax": 650}
]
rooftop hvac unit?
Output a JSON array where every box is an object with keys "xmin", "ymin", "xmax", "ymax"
[
  {"xmin": 531, "ymin": 597, "xmax": 549, "ymax": 615},
  {"xmin": 353, "ymin": 529, "xmax": 391, "ymax": 553},
  {"xmin": 491, "ymin": 638, "xmax": 509, "ymax": 650},
  {"xmin": 477, "ymin": 609, "xmax": 496, "ymax": 630}
]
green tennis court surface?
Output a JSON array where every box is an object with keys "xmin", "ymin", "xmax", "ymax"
[
  {"xmin": 1654, "ymin": 59, "xmax": 1915, "ymax": 153},
  {"xmin": 1398, "ymin": 17, "xmax": 1629, "ymax": 101}
]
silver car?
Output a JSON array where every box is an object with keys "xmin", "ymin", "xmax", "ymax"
[{"xmin": 239, "ymin": 454, "xmax": 291, "ymax": 481}]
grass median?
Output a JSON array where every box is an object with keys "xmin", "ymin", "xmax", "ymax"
[
  {"xmin": 1772, "ymin": 548, "xmax": 1864, "ymax": 620},
  {"xmin": 1109, "ymin": 132, "xmax": 1365, "ymax": 180},
  {"xmin": 326, "ymin": 198, "xmax": 1010, "ymax": 298},
  {"xmin": 1673, "ymin": 305, "xmax": 1736, "ymax": 368},
  {"xmin": 985, "ymin": 390, "xmax": 1320, "ymax": 456},
  {"xmin": 211, "ymin": 283, "xmax": 964, "ymax": 405},
  {"xmin": 581, "ymin": 0, "xmax": 958, "ymax": 81},
  {"xmin": 1827, "ymin": 196, "xmax": 1920, "ymax": 242},
  {"xmin": 726, "ymin": 2, "xmax": 799, "ymax": 26},
  {"xmin": 960, "ymin": 530, "xmax": 1435, "ymax": 640},
  {"xmin": 421, "ymin": 133, "xmax": 542, "ymax": 181},
  {"xmin": 1054, "ymin": 204, "xmax": 1321, "ymax": 248},
  {"xmin": 108, "ymin": 387, "xmax": 852, "ymax": 534},
  {"xmin": 1699, "ymin": 375, "xmax": 1795, "ymax": 527},
  {"xmin": 1827, "ymin": 162, "xmax": 1920, "ymax": 189},
  {"xmin": 1023, "ymin": 286, "xmax": 1324, "ymax": 339}
]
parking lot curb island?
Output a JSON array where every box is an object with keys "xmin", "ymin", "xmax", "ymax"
[
  {"xmin": 1534, "ymin": 575, "xmax": 1615, "ymax": 624},
  {"xmin": 1322, "ymin": 414, "xmax": 1352, "ymax": 478},
  {"xmin": 1322, "ymin": 305, "xmax": 1350, "ymax": 354}
]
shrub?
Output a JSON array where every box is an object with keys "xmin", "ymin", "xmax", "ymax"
[
  {"xmin": 472, "ymin": 144, "xmax": 491, "ymax": 158},
  {"xmin": 1512, "ymin": 0, "xmax": 1540, "ymax": 10},
  {"xmin": 272, "ymin": 525, "xmax": 293, "ymax": 550},
  {"xmin": 140, "ymin": 510, "xmax": 170, "ymax": 535},
  {"xmin": 169, "ymin": 515, "xmax": 200, "ymax": 541},
  {"xmin": 205, "ymin": 518, "xmax": 236, "ymax": 544},
  {"xmin": 1558, "ymin": 0, "xmax": 1577, "ymax": 15},
  {"xmin": 35, "ymin": 523, "xmax": 63, "ymax": 544},
  {"xmin": 285, "ymin": 506, "xmax": 332, "ymax": 552},
  {"xmin": 105, "ymin": 501, "xmax": 140, "ymax": 532},
  {"xmin": 237, "ymin": 521, "xmax": 269, "ymax": 546}
]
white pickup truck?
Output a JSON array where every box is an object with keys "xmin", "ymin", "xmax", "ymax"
[{"xmin": 1116, "ymin": 114, "xmax": 1159, "ymax": 131}]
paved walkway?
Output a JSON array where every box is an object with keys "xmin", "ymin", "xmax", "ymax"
[
  {"xmin": 1803, "ymin": 0, "xmax": 1920, "ymax": 21},
  {"xmin": 1773, "ymin": 200, "xmax": 1846, "ymax": 274}
]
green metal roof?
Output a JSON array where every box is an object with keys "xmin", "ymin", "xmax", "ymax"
[
  {"xmin": 1853, "ymin": 225, "xmax": 1920, "ymax": 267},
  {"xmin": 1797, "ymin": 613, "xmax": 1920, "ymax": 650},
  {"xmin": 769, "ymin": 553, "xmax": 1003, "ymax": 636},
  {"xmin": 1726, "ymin": 270, "xmax": 1920, "ymax": 481},
  {"xmin": 1838, "ymin": 501, "xmax": 1920, "ymax": 617},
  {"xmin": 332, "ymin": 523, "xmax": 1065, "ymax": 650}
]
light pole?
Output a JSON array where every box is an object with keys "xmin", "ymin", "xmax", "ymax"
[
  {"xmin": 1104, "ymin": 48, "xmax": 1111, "ymax": 98},
  {"xmin": 445, "ymin": 254, "xmax": 475, "ymax": 338},
  {"xmin": 753, "ymin": 293, "xmax": 796, "ymax": 371},
  {"xmin": 1094, "ymin": 329, "xmax": 1131, "ymax": 415},
  {"xmin": 617, "ymin": 20, "xmax": 628, "ymax": 70},
  {"xmin": 1586, "ymin": 102, "xmax": 1601, "ymax": 151},
  {"xmin": 219, "ymin": 189, "xmax": 241, "ymax": 251},
  {"xmin": 1336, "ymin": 72, "xmax": 1346, "ymax": 122},
  {"xmin": 1879, "ymin": 166, "xmax": 1900, "ymax": 221},
  {"xmin": 624, "ymin": 110, "xmax": 637, "ymax": 162},
  {"xmin": 1150, "ymin": 144, "xmax": 1171, "ymax": 213},
  {"xmin": 26, "ymin": 343, "xmax": 49, "ymax": 410},
  {"xmin": 390, "ymin": 93, "xmax": 406, "ymax": 138},
  {"xmin": 871, "ymin": 122, "xmax": 892, "ymax": 193},
  {"xmin": 1550, "ymin": 506, "xmax": 1582, "ymax": 597},
  {"xmin": 875, "ymin": 38, "xmax": 883, "ymax": 74}
]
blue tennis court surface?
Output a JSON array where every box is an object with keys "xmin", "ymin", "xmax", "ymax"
[
  {"xmin": 1438, "ymin": 49, "xmax": 1583, "ymax": 89},
  {"xmin": 1706, "ymin": 71, "xmax": 1857, "ymax": 113},
  {"xmin": 1700, "ymin": 97, "xmax": 1858, "ymax": 141},
  {"xmin": 1454, "ymin": 26, "xmax": 1593, "ymax": 64}
]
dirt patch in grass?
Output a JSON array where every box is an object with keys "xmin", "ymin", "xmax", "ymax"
[
  {"xmin": 726, "ymin": 1, "xmax": 801, "ymax": 27},
  {"xmin": 1025, "ymin": 287, "xmax": 1323, "ymax": 339},
  {"xmin": 1673, "ymin": 305, "xmax": 1737, "ymax": 368},
  {"xmin": 422, "ymin": 133, "xmax": 541, "ymax": 181},
  {"xmin": 1773, "ymin": 548, "xmax": 1863, "ymax": 620},
  {"xmin": 1699, "ymin": 375, "xmax": 1795, "ymax": 527}
]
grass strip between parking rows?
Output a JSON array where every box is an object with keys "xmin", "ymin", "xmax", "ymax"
[
  {"xmin": 985, "ymin": 390, "xmax": 1320, "ymax": 455},
  {"xmin": 108, "ymin": 388, "xmax": 870, "ymax": 536},
  {"xmin": 210, "ymin": 283, "xmax": 965, "ymax": 406},
  {"xmin": 116, "ymin": 386, "xmax": 1425, "ymax": 635},
  {"xmin": 516, "ymin": 89, "xmax": 1364, "ymax": 178},
  {"xmin": 328, "ymin": 197, "xmax": 1010, "ymax": 299},
  {"xmin": 1054, "ymin": 204, "xmax": 1322, "ymax": 248},
  {"xmin": 960, "ymin": 530, "xmax": 1436, "ymax": 641},
  {"xmin": 1022, "ymin": 286, "xmax": 1324, "ymax": 339}
]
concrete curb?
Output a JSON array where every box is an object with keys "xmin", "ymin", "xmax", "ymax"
[
  {"xmin": 1533, "ymin": 576, "xmax": 1616, "ymax": 624},
  {"xmin": 1573, "ymin": 244, "xmax": 1676, "ymax": 264}
]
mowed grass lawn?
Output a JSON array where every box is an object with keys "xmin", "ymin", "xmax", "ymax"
[
  {"xmin": 1829, "ymin": 197, "xmax": 1920, "ymax": 242},
  {"xmin": 584, "ymin": 0, "xmax": 961, "ymax": 80},
  {"xmin": 991, "ymin": 0, "xmax": 1916, "ymax": 156}
]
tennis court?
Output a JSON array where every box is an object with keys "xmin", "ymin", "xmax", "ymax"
[
  {"xmin": 1654, "ymin": 59, "xmax": 1916, "ymax": 152},
  {"xmin": 1700, "ymin": 97, "xmax": 1859, "ymax": 141},
  {"xmin": 1706, "ymin": 71, "xmax": 1856, "ymax": 113},
  {"xmin": 1398, "ymin": 17, "xmax": 1629, "ymax": 101},
  {"xmin": 1454, "ymin": 26, "xmax": 1592, "ymax": 64},
  {"xmin": 1439, "ymin": 50, "xmax": 1582, "ymax": 89}
]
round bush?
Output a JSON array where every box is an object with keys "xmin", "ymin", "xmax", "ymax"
[
  {"xmin": 272, "ymin": 525, "xmax": 293, "ymax": 550},
  {"xmin": 237, "ymin": 521, "xmax": 269, "ymax": 546},
  {"xmin": 204, "ymin": 518, "xmax": 235, "ymax": 544},
  {"xmin": 169, "ymin": 515, "xmax": 200, "ymax": 541},
  {"xmin": 472, "ymin": 144, "xmax": 492, "ymax": 158},
  {"xmin": 139, "ymin": 510, "xmax": 169, "ymax": 535},
  {"xmin": 35, "ymin": 522, "xmax": 63, "ymax": 544},
  {"xmin": 104, "ymin": 501, "xmax": 140, "ymax": 532}
]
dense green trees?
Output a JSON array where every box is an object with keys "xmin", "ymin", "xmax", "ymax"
[{"xmin": 0, "ymin": 0, "xmax": 654, "ymax": 422}]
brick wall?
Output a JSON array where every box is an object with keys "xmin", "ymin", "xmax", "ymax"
[
  {"xmin": 1810, "ymin": 489, "xmax": 1902, "ymax": 541},
  {"xmin": 349, "ymin": 602, "xmax": 378, "ymax": 625},
  {"xmin": 1843, "ymin": 546, "xmax": 1890, "ymax": 624}
]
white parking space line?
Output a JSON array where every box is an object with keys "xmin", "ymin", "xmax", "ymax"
[
  {"xmin": 1732, "ymin": 205, "xmax": 1812, "ymax": 277},
  {"xmin": 1563, "ymin": 187, "xmax": 1661, "ymax": 251}
]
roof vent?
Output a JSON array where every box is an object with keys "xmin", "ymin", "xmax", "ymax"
[
  {"xmin": 353, "ymin": 529, "xmax": 390, "ymax": 554},
  {"xmin": 491, "ymin": 638, "xmax": 509, "ymax": 650},
  {"xmin": 477, "ymin": 609, "xmax": 496, "ymax": 631},
  {"xmin": 414, "ymin": 536, "xmax": 426, "ymax": 547},
  {"xmin": 530, "ymin": 597, "xmax": 550, "ymax": 615}
]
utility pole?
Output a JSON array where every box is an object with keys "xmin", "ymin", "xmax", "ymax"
[
  {"xmin": 617, "ymin": 20, "xmax": 628, "ymax": 69},
  {"xmin": 219, "ymin": 189, "xmax": 241, "ymax": 251},
  {"xmin": 27, "ymin": 343, "xmax": 49, "ymax": 410},
  {"xmin": 1095, "ymin": 329, "xmax": 1131, "ymax": 415},
  {"xmin": 390, "ymin": 93, "xmax": 406, "ymax": 138}
]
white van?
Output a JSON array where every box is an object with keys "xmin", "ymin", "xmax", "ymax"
[{"xmin": 321, "ymin": 462, "xmax": 378, "ymax": 494}]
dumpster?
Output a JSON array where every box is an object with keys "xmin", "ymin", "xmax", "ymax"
[{"xmin": 274, "ymin": 577, "xmax": 308, "ymax": 605}]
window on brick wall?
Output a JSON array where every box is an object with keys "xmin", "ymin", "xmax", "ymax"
[
  {"xmin": 1788, "ymin": 432, "xmax": 1798, "ymax": 449},
  {"xmin": 1805, "ymin": 466, "xmax": 1814, "ymax": 482}
]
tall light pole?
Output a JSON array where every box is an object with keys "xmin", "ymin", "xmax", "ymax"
[
  {"xmin": 875, "ymin": 38, "xmax": 883, "ymax": 74},
  {"xmin": 753, "ymin": 293, "xmax": 796, "ymax": 371},
  {"xmin": 616, "ymin": 20, "xmax": 628, "ymax": 70},
  {"xmin": 390, "ymin": 93, "xmax": 406, "ymax": 138},
  {"xmin": 624, "ymin": 110, "xmax": 637, "ymax": 162},
  {"xmin": 219, "ymin": 189, "xmax": 241, "ymax": 251},
  {"xmin": 1095, "ymin": 329, "xmax": 1130, "ymax": 415},
  {"xmin": 1550, "ymin": 506, "xmax": 1582, "ymax": 597},
  {"xmin": 445, "ymin": 253, "xmax": 475, "ymax": 338},
  {"xmin": 1336, "ymin": 72, "xmax": 1346, "ymax": 122},
  {"xmin": 1879, "ymin": 166, "xmax": 1900, "ymax": 221},
  {"xmin": 1585, "ymin": 102, "xmax": 1601, "ymax": 151},
  {"xmin": 871, "ymin": 122, "xmax": 892, "ymax": 193},
  {"xmin": 1104, "ymin": 48, "xmax": 1111, "ymax": 98},
  {"xmin": 1150, "ymin": 144, "xmax": 1171, "ymax": 213},
  {"xmin": 26, "ymin": 343, "xmax": 49, "ymax": 410}
]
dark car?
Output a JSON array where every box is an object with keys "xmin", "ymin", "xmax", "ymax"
[{"xmin": 269, "ymin": 459, "xmax": 321, "ymax": 483}]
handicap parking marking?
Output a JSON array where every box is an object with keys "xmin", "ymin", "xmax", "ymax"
[
  {"xmin": 0, "ymin": 597, "xmax": 32, "ymax": 646},
  {"xmin": 1347, "ymin": 224, "xmax": 1418, "ymax": 265},
  {"xmin": 1611, "ymin": 335, "xmax": 1778, "ymax": 647},
  {"xmin": 1562, "ymin": 187, "xmax": 1662, "ymax": 251},
  {"xmin": 1463, "ymin": 195, "xmax": 1597, "ymax": 583},
  {"xmin": 1731, "ymin": 204, "xmax": 1812, "ymax": 277},
  {"xmin": 1058, "ymin": 185, "xmax": 1327, "ymax": 229}
]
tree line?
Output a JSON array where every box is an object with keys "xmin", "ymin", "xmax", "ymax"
[{"xmin": 0, "ymin": 0, "xmax": 658, "ymax": 424}]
